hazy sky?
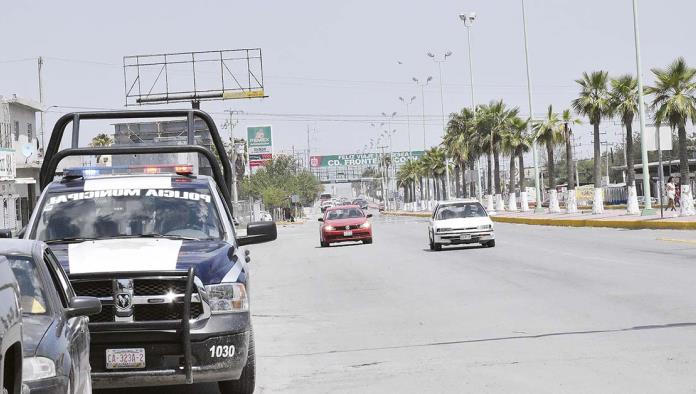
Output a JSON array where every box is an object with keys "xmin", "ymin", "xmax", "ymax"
[{"xmin": 1, "ymin": 0, "xmax": 693, "ymax": 159}]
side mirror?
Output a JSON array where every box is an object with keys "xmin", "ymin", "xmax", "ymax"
[
  {"xmin": 66, "ymin": 296, "xmax": 102, "ymax": 318},
  {"xmin": 318, "ymin": 218, "xmax": 324, "ymax": 222},
  {"xmin": 0, "ymin": 229, "xmax": 12, "ymax": 239},
  {"xmin": 366, "ymin": 214, "xmax": 373, "ymax": 218},
  {"xmin": 237, "ymin": 221, "xmax": 278, "ymax": 246}
]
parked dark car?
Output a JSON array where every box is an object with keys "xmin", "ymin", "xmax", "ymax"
[
  {"xmin": 2, "ymin": 240, "xmax": 101, "ymax": 394},
  {"xmin": 0, "ymin": 253, "xmax": 22, "ymax": 394}
]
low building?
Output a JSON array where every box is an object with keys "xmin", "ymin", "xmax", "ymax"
[{"xmin": 0, "ymin": 95, "xmax": 43, "ymax": 231}]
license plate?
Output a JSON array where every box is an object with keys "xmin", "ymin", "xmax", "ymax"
[
  {"xmin": 343, "ymin": 230, "xmax": 353, "ymax": 237},
  {"xmin": 460, "ymin": 234, "xmax": 472, "ymax": 240},
  {"xmin": 106, "ymin": 348, "xmax": 146, "ymax": 369}
]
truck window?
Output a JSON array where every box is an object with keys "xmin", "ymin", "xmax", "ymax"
[{"xmin": 33, "ymin": 186, "xmax": 223, "ymax": 242}]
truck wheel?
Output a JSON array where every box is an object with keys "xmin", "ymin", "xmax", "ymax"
[
  {"xmin": 362, "ymin": 238, "xmax": 372, "ymax": 244},
  {"xmin": 320, "ymin": 240, "xmax": 329, "ymax": 247},
  {"xmin": 429, "ymin": 233, "xmax": 435, "ymax": 251},
  {"xmin": 219, "ymin": 331, "xmax": 255, "ymax": 394},
  {"xmin": 487, "ymin": 240, "xmax": 496, "ymax": 248}
]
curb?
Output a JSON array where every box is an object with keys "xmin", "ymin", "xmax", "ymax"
[{"xmin": 381, "ymin": 211, "xmax": 696, "ymax": 230}]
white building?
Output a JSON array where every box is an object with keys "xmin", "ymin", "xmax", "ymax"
[{"xmin": 0, "ymin": 94, "xmax": 42, "ymax": 232}]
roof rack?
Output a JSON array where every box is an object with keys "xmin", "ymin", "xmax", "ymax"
[{"xmin": 40, "ymin": 109, "xmax": 233, "ymax": 205}]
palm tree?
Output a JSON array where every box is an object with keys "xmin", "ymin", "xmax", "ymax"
[
  {"xmin": 610, "ymin": 74, "xmax": 641, "ymax": 214},
  {"xmin": 477, "ymin": 101, "xmax": 518, "ymax": 210},
  {"xmin": 572, "ymin": 71, "xmax": 612, "ymax": 213},
  {"xmin": 534, "ymin": 105, "xmax": 565, "ymax": 212},
  {"xmin": 500, "ymin": 117, "xmax": 528, "ymax": 211},
  {"xmin": 397, "ymin": 159, "xmax": 419, "ymax": 209},
  {"xmin": 90, "ymin": 133, "xmax": 114, "ymax": 165},
  {"xmin": 561, "ymin": 109, "xmax": 582, "ymax": 213},
  {"xmin": 646, "ymin": 57, "xmax": 696, "ymax": 216},
  {"xmin": 445, "ymin": 107, "xmax": 478, "ymax": 198}
]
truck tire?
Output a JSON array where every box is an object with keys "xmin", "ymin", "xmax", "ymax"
[{"xmin": 219, "ymin": 331, "xmax": 255, "ymax": 394}]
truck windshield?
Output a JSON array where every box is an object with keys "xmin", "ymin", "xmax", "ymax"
[{"xmin": 33, "ymin": 187, "xmax": 223, "ymax": 242}]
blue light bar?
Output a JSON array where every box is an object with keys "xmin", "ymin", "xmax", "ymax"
[
  {"xmin": 62, "ymin": 164, "xmax": 194, "ymax": 178},
  {"xmin": 63, "ymin": 166, "xmax": 130, "ymax": 178}
]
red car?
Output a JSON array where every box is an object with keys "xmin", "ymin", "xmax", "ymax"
[{"xmin": 319, "ymin": 205, "xmax": 373, "ymax": 247}]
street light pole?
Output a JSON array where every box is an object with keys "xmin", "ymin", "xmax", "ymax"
[
  {"xmin": 399, "ymin": 96, "xmax": 416, "ymax": 153},
  {"xmin": 381, "ymin": 112, "xmax": 397, "ymax": 209},
  {"xmin": 412, "ymin": 77, "xmax": 432, "ymax": 151},
  {"xmin": 460, "ymin": 11, "xmax": 482, "ymax": 201},
  {"xmin": 521, "ymin": 0, "xmax": 543, "ymax": 213},
  {"xmin": 428, "ymin": 52, "xmax": 453, "ymax": 200},
  {"xmin": 632, "ymin": 0, "xmax": 655, "ymax": 215}
]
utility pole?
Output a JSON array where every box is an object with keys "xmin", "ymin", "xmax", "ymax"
[
  {"xmin": 307, "ymin": 125, "xmax": 311, "ymax": 170},
  {"xmin": 38, "ymin": 57, "xmax": 45, "ymax": 154},
  {"xmin": 225, "ymin": 109, "xmax": 243, "ymax": 203}
]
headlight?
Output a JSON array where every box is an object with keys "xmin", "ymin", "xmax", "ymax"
[
  {"xmin": 205, "ymin": 283, "xmax": 249, "ymax": 314},
  {"xmin": 324, "ymin": 225, "xmax": 335, "ymax": 231},
  {"xmin": 359, "ymin": 222, "xmax": 370, "ymax": 229},
  {"xmin": 478, "ymin": 224, "xmax": 493, "ymax": 230},
  {"xmin": 23, "ymin": 357, "xmax": 56, "ymax": 382}
]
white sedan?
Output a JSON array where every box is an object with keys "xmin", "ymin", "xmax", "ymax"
[{"xmin": 428, "ymin": 199, "xmax": 495, "ymax": 251}]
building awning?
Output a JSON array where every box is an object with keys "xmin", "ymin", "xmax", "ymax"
[{"xmin": 14, "ymin": 178, "xmax": 36, "ymax": 184}]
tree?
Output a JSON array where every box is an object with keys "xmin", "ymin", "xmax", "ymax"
[
  {"xmin": 572, "ymin": 71, "xmax": 612, "ymax": 213},
  {"xmin": 445, "ymin": 107, "xmax": 478, "ymax": 198},
  {"xmin": 533, "ymin": 105, "xmax": 564, "ymax": 190},
  {"xmin": 240, "ymin": 155, "xmax": 322, "ymax": 213},
  {"xmin": 477, "ymin": 101, "xmax": 519, "ymax": 210},
  {"xmin": 89, "ymin": 133, "xmax": 114, "ymax": 165},
  {"xmin": 646, "ymin": 57, "xmax": 696, "ymax": 216},
  {"xmin": 500, "ymin": 117, "xmax": 529, "ymax": 210},
  {"xmin": 561, "ymin": 109, "xmax": 582, "ymax": 212},
  {"xmin": 610, "ymin": 74, "xmax": 641, "ymax": 213}
]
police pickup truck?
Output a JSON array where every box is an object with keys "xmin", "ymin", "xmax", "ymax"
[{"xmin": 23, "ymin": 110, "xmax": 276, "ymax": 393}]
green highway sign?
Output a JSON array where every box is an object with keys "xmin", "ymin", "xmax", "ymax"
[{"xmin": 309, "ymin": 151, "xmax": 424, "ymax": 168}]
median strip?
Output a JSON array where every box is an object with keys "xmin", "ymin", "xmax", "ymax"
[{"xmin": 382, "ymin": 211, "xmax": 696, "ymax": 230}]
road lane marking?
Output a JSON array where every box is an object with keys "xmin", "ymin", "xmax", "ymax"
[{"xmin": 657, "ymin": 237, "xmax": 696, "ymax": 245}]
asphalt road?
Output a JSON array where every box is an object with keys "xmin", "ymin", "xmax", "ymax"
[{"xmin": 98, "ymin": 211, "xmax": 696, "ymax": 393}]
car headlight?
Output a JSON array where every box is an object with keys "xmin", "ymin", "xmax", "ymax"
[
  {"xmin": 324, "ymin": 225, "xmax": 335, "ymax": 231},
  {"xmin": 23, "ymin": 357, "xmax": 56, "ymax": 382},
  {"xmin": 205, "ymin": 283, "xmax": 249, "ymax": 314},
  {"xmin": 359, "ymin": 222, "xmax": 370, "ymax": 229},
  {"xmin": 478, "ymin": 224, "xmax": 493, "ymax": 230}
]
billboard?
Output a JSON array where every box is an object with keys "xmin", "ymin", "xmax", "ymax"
[
  {"xmin": 310, "ymin": 151, "xmax": 424, "ymax": 168},
  {"xmin": 247, "ymin": 126, "xmax": 273, "ymax": 168}
]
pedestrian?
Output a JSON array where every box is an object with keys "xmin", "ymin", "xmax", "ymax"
[
  {"xmin": 666, "ymin": 176, "xmax": 676, "ymax": 211},
  {"xmin": 675, "ymin": 181, "xmax": 682, "ymax": 208}
]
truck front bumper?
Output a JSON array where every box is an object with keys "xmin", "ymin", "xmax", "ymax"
[{"xmin": 91, "ymin": 330, "xmax": 249, "ymax": 389}]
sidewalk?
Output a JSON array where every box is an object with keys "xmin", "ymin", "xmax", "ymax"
[{"xmin": 383, "ymin": 208, "xmax": 696, "ymax": 230}]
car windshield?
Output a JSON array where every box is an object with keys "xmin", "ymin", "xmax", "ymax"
[
  {"xmin": 33, "ymin": 186, "xmax": 223, "ymax": 242},
  {"xmin": 4, "ymin": 256, "xmax": 48, "ymax": 315},
  {"xmin": 435, "ymin": 203, "xmax": 487, "ymax": 220},
  {"xmin": 326, "ymin": 208, "xmax": 364, "ymax": 220}
]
